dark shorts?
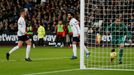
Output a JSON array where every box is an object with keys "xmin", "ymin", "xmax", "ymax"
[
  {"xmin": 18, "ymin": 35, "xmax": 30, "ymax": 41},
  {"xmin": 73, "ymin": 37, "xmax": 80, "ymax": 42}
]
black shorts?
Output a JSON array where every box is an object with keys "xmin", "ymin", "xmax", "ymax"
[
  {"xmin": 73, "ymin": 37, "xmax": 80, "ymax": 42},
  {"xmin": 18, "ymin": 35, "xmax": 30, "ymax": 41}
]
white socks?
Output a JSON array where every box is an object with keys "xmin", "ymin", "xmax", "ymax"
[
  {"xmin": 9, "ymin": 46, "xmax": 19, "ymax": 54},
  {"xmin": 26, "ymin": 45, "xmax": 31, "ymax": 59},
  {"xmin": 72, "ymin": 44, "xmax": 89, "ymax": 57},
  {"xmin": 9, "ymin": 45, "xmax": 31, "ymax": 59},
  {"xmin": 84, "ymin": 45, "xmax": 89, "ymax": 53},
  {"xmin": 73, "ymin": 44, "xmax": 77, "ymax": 57}
]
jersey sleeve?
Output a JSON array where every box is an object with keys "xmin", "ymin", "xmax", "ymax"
[
  {"xmin": 76, "ymin": 23, "xmax": 80, "ymax": 34},
  {"xmin": 73, "ymin": 20, "xmax": 80, "ymax": 34},
  {"xmin": 106, "ymin": 23, "xmax": 112, "ymax": 33},
  {"xmin": 42, "ymin": 27, "xmax": 45, "ymax": 35}
]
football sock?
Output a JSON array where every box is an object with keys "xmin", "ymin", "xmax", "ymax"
[
  {"xmin": 119, "ymin": 48, "xmax": 124, "ymax": 62},
  {"xmin": 26, "ymin": 45, "xmax": 31, "ymax": 59},
  {"xmin": 73, "ymin": 44, "xmax": 77, "ymax": 57},
  {"xmin": 84, "ymin": 45, "xmax": 89, "ymax": 53},
  {"xmin": 9, "ymin": 46, "xmax": 19, "ymax": 54}
]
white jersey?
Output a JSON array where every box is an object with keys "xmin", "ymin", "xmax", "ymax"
[
  {"xmin": 69, "ymin": 18, "xmax": 80, "ymax": 37},
  {"xmin": 17, "ymin": 16, "xmax": 26, "ymax": 36}
]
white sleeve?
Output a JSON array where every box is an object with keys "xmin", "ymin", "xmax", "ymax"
[
  {"xmin": 74, "ymin": 20, "xmax": 80, "ymax": 34},
  {"xmin": 18, "ymin": 19, "xmax": 26, "ymax": 34},
  {"xmin": 76, "ymin": 24, "xmax": 80, "ymax": 34}
]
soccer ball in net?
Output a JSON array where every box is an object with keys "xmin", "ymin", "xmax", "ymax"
[{"xmin": 110, "ymin": 52, "xmax": 117, "ymax": 59}]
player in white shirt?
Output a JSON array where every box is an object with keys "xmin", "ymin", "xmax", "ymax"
[
  {"xmin": 68, "ymin": 12, "xmax": 90, "ymax": 59},
  {"xmin": 6, "ymin": 9, "xmax": 32, "ymax": 62}
]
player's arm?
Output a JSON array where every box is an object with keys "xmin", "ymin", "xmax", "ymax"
[
  {"xmin": 40, "ymin": 27, "xmax": 45, "ymax": 35},
  {"xmin": 74, "ymin": 21, "xmax": 80, "ymax": 37},
  {"xmin": 76, "ymin": 24, "xmax": 80, "ymax": 34},
  {"xmin": 42, "ymin": 27, "xmax": 45, "ymax": 36},
  {"xmin": 106, "ymin": 23, "xmax": 112, "ymax": 35},
  {"xmin": 124, "ymin": 24, "xmax": 132, "ymax": 41}
]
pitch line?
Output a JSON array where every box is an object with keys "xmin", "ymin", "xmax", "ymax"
[
  {"xmin": 85, "ymin": 68, "xmax": 134, "ymax": 72},
  {"xmin": 23, "ymin": 69, "xmax": 79, "ymax": 75},
  {"xmin": 23, "ymin": 66, "xmax": 134, "ymax": 75}
]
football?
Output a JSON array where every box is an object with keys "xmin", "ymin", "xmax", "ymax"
[{"xmin": 110, "ymin": 52, "xmax": 117, "ymax": 59}]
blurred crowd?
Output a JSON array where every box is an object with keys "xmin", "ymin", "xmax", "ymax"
[
  {"xmin": 0, "ymin": 0, "xmax": 80, "ymax": 33},
  {"xmin": 0, "ymin": 0, "xmax": 134, "ymax": 34},
  {"xmin": 86, "ymin": 0, "xmax": 134, "ymax": 34}
]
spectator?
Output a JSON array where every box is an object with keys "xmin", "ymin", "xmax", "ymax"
[
  {"xmin": 37, "ymin": 24, "xmax": 45, "ymax": 46},
  {"xmin": 55, "ymin": 21, "xmax": 65, "ymax": 47}
]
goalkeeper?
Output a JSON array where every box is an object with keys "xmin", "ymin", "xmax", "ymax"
[{"xmin": 106, "ymin": 17, "xmax": 132, "ymax": 64}]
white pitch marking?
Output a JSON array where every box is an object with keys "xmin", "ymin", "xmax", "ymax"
[
  {"xmin": 23, "ymin": 69, "xmax": 79, "ymax": 75},
  {"xmin": 92, "ymin": 64, "xmax": 134, "ymax": 68},
  {"xmin": 85, "ymin": 68, "xmax": 134, "ymax": 72}
]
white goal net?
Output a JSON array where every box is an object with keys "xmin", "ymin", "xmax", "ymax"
[{"xmin": 80, "ymin": 0, "xmax": 134, "ymax": 71}]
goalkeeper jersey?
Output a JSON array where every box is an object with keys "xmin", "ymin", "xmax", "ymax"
[{"xmin": 106, "ymin": 22, "xmax": 131, "ymax": 39}]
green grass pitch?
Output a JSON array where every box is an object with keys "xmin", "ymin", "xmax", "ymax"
[{"xmin": 0, "ymin": 46, "xmax": 134, "ymax": 75}]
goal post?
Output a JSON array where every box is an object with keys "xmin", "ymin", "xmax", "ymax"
[
  {"xmin": 80, "ymin": 0, "xmax": 86, "ymax": 69},
  {"xmin": 80, "ymin": 0, "xmax": 134, "ymax": 71}
]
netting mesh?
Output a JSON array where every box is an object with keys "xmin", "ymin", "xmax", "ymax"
[{"xmin": 84, "ymin": 0, "xmax": 134, "ymax": 70}]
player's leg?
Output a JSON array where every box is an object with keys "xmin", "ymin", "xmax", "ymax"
[
  {"xmin": 55, "ymin": 35, "xmax": 60, "ymax": 47},
  {"xmin": 59, "ymin": 36, "xmax": 62, "ymax": 47},
  {"xmin": 62, "ymin": 36, "xmax": 65, "ymax": 47},
  {"xmin": 84, "ymin": 45, "xmax": 90, "ymax": 58},
  {"xmin": 69, "ymin": 35, "xmax": 73, "ymax": 48},
  {"xmin": 71, "ymin": 37, "xmax": 78, "ymax": 59},
  {"xmin": 60, "ymin": 33, "xmax": 65, "ymax": 47},
  {"xmin": 25, "ymin": 39, "xmax": 32, "ymax": 61},
  {"xmin": 119, "ymin": 44, "xmax": 124, "ymax": 64},
  {"xmin": 6, "ymin": 41, "xmax": 23, "ymax": 60},
  {"xmin": 40, "ymin": 38, "xmax": 44, "ymax": 46},
  {"xmin": 30, "ymin": 35, "xmax": 35, "ymax": 48}
]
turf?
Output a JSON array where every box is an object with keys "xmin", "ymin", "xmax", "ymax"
[{"xmin": 0, "ymin": 46, "xmax": 134, "ymax": 75}]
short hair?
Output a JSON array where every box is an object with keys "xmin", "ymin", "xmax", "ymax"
[
  {"xmin": 114, "ymin": 16, "xmax": 122, "ymax": 21},
  {"xmin": 68, "ymin": 12, "xmax": 74, "ymax": 17},
  {"xmin": 19, "ymin": 8, "xmax": 25, "ymax": 13}
]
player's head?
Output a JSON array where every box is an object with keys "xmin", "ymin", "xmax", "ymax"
[
  {"xmin": 20, "ymin": 9, "xmax": 28, "ymax": 17},
  {"xmin": 115, "ymin": 17, "xmax": 121, "ymax": 25},
  {"xmin": 58, "ymin": 20, "xmax": 62, "ymax": 25},
  {"xmin": 68, "ymin": 12, "xmax": 74, "ymax": 20}
]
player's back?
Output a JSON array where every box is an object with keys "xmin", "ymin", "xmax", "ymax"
[
  {"xmin": 69, "ymin": 18, "xmax": 80, "ymax": 37},
  {"xmin": 17, "ymin": 16, "xmax": 26, "ymax": 36},
  {"xmin": 69, "ymin": 18, "xmax": 78, "ymax": 25}
]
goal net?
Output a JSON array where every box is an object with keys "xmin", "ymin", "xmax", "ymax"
[{"xmin": 80, "ymin": 0, "xmax": 134, "ymax": 71}]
